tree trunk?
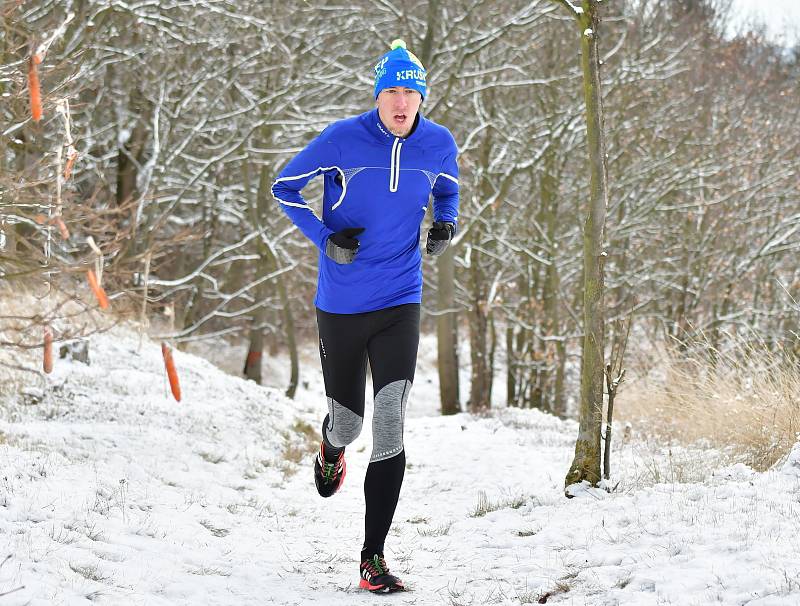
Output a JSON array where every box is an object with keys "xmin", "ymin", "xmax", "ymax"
[
  {"xmin": 419, "ymin": 0, "xmax": 438, "ymax": 67},
  {"xmin": 563, "ymin": 0, "xmax": 609, "ymax": 492},
  {"xmin": 254, "ymin": 163, "xmax": 299, "ymax": 399},
  {"xmin": 418, "ymin": 0, "xmax": 459, "ymax": 416},
  {"xmin": 541, "ymin": 149, "xmax": 566, "ymax": 416},
  {"xmin": 116, "ymin": 88, "xmax": 149, "ymax": 207},
  {"xmin": 554, "ymin": 337, "xmax": 567, "ymax": 417},
  {"xmin": 244, "ymin": 318, "xmax": 265, "ymax": 383},
  {"xmin": 437, "ymin": 246, "xmax": 460, "ymax": 415},
  {"xmin": 180, "ymin": 188, "xmax": 216, "ymax": 338},
  {"xmin": 506, "ymin": 325, "xmax": 516, "ymax": 405},
  {"xmin": 243, "ymin": 160, "xmax": 265, "ymax": 384},
  {"xmin": 488, "ymin": 310, "xmax": 496, "ymax": 403},
  {"xmin": 467, "ymin": 93, "xmax": 497, "ymax": 413},
  {"xmin": 280, "ymin": 277, "xmax": 299, "ymax": 400},
  {"xmin": 468, "ymin": 250, "xmax": 491, "ymax": 413}
]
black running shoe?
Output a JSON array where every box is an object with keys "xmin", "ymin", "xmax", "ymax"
[
  {"xmin": 313, "ymin": 443, "xmax": 346, "ymax": 498},
  {"xmin": 359, "ymin": 554, "xmax": 405, "ymax": 593}
]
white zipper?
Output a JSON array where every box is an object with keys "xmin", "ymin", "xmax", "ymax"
[{"xmin": 389, "ymin": 138, "xmax": 403, "ymax": 192}]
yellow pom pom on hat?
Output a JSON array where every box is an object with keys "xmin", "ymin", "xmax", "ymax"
[{"xmin": 373, "ymin": 38, "xmax": 427, "ymax": 99}]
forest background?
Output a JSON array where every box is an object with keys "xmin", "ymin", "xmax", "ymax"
[{"xmin": 2, "ymin": 0, "xmax": 799, "ymax": 475}]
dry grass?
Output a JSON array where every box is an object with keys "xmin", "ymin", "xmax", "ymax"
[
  {"xmin": 417, "ymin": 521, "xmax": 453, "ymax": 537},
  {"xmin": 469, "ymin": 490, "xmax": 527, "ymax": 518},
  {"xmin": 69, "ymin": 561, "xmax": 112, "ymax": 584},
  {"xmin": 617, "ymin": 335, "xmax": 800, "ymax": 471},
  {"xmin": 280, "ymin": 419, "xmax": 318, "ymax": 473}
]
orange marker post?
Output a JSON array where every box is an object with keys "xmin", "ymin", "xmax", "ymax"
[
  {"xmin": 43, "ymin": 326, "xmax": 53, "ymax": 374},
  {"xmin": 28, "ymin": 58, "xmax": 42, "ymax": 122},
  {"xmin": 86, "ymin": 269, "xmax": 109, "ymax": 310},
  {"xmin": 55, "ymin": 217, "xmax": 70, "ymax": 240},
  {"xmin": 63, "ymin": 152, "xmax": 78, "ymax": 179},
  {"xmin": 161, "ymin": 342, "xmax": 182, "ymax": 402}
]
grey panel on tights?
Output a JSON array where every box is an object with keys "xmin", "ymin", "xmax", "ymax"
[
  {"xmin": 371, "ymin": 379, "xmax": 411, "ymax": 462},
  {"xmin": 326, "ymin": 397, "xmax": 363, "ymax": 447}
]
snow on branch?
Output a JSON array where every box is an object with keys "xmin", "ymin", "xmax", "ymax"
[
  {"xmin": 548, "ymin": 0, "xmax": 583, "ymax": 19},
  {"xmin": 33, "ymin": 12, "xmax": 75, "ymax": 63}
]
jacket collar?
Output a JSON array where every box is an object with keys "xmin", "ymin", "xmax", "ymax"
[{"xmin": 363, "ymin": 108, "xmax": 426, "ymax": 145}]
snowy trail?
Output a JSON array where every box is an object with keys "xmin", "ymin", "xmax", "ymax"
[{"xmin": 1, "ymin": 328, "xmax": 799, "ymax": 605}]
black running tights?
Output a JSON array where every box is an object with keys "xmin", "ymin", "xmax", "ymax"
[{"xmin": 316, "ymin": 303, "xmax": 420, "ymax": 562}]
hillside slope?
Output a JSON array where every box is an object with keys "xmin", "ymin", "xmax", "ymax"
[{"xmin": 1, "ymin": 328, "xmax": 799, "ymax": 605}]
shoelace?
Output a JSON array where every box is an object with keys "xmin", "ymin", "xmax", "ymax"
[
  {"xmin": 319, "ymin": 452, "xmax": 341, "ymax": 483},
  {"xmin": 363, "ymin": 555, "xmax": 387, "ymax": 577}
]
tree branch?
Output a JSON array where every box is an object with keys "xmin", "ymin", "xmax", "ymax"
[{"xmin": 547, "ymin": 0, "xmax": 583, "ymax": 19}]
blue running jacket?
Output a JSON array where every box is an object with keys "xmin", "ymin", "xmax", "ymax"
[{"xmin": 272, "ymin": 109, "xmax": 460, "ymax": 314}]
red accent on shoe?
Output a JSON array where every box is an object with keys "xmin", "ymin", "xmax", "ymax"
[
  {"xmin": 359, "ymin": 579, "xmax": 380, "ymax": 591},
  {"xmin": 359, "ymin": 578, "xmax": 404, "ymax": 592},
  {"xmin": 359, "ymin": 555, "xmax": 404, "ymax": 592}
]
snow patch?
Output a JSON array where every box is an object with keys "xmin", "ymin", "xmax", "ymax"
[
  {"xmin": 713, "ymin": 462, "xmax": 756, "ymax": 482},
  {"xmin": 780, "ymin": 441, "xmax": 800, "ymax": 477},
  {"xmin": 2, "ymin": 328, "xmax": 800, "ymax": 604},
  {"xmin": 565, "ymin": 480, "xmax": 609, "ymax": 499}
]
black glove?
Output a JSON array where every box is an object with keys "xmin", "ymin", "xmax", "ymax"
[
  {"xmin": 325, "ymin": 227, "xmax": 365, "ymax": 264},
  {"xmin": 425, "ymin": 221, "xmax": 456, "ymax": 256}
]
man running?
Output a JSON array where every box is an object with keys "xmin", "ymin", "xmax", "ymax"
[{"xmin": 271, "ymin": 39, "xmax": 459, "ymax": 593}]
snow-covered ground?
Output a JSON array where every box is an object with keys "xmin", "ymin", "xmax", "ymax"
[{"xmin": 1, "ymin": 327, "xmax": 799, "ymax": 605}]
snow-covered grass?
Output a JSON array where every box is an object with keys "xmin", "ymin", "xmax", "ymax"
[
  {"xmin": 0, "ymin": 283, "xmax": 116, "ymax": 400},
  {"xmin": 1, "ymin": 325, "xmax": 800, "ymax": 605},
  {"xmin": 617, "ymin": 335, "xmax": 800, "ymax": 472}
]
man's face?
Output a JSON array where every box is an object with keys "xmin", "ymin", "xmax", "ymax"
[{"xmin": 376, "ymin": 87, "xmax": 422, "ymax": 138}]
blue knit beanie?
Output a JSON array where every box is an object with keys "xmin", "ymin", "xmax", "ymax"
[{"xmin": 373, "ymin": 39, "xmax": 427, "ymax": 100}]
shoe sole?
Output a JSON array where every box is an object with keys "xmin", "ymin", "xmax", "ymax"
[{"xmin": 359, "ymin": 579, "xmax": 405, "ymax": 593}]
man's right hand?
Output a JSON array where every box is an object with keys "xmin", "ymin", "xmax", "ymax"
[{"xmin": 325, "ymin": 227, "xmax": 365, "ymax": 264}]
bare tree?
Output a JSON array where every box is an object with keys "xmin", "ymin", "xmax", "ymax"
[{"xmin": 546, "ymin": 0, "xmax": 609, "ymax": 491}]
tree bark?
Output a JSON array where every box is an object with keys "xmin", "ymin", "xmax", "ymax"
[
  {"xmin": 468, "ymin": 253, "xmax": 491, "ymax": 412},
  {"xmin": 116, "ymin": 87, "xmax": 149, "ymax": 208},
  {"xmin": 562, "ymin": 0, "xmax": 609, "ymax": 492},
  {"xmin": 542, "ymin": 148, "xmax": 566, "ymax": 416},
  {"xmin": 419, "ymin": 0, "xmax": 438, "ymax": 67},
  {"xmin": 415, "ymin": 1, "xmax": 461, "ymax": 414},
  {"xmin": 506, "ymin": 325, "xmax": 516, "ymax": 405},
  {"xmin": 467, "ymin": 92, "xmax": 498, "ymax": 413},
  {"xmin": 253, "ymin": 163, "xmax": 299, "ymax": 398},
  {"xmin": 244, "ymin": 318, "xmax": 265, "ymax": 383},
  {"xmin": 279, "ymin": 274, "xmax": 299, "ymax": 400},
  {"xmin": 437, "ymin": 246, "xmax": 460, "ymax": 415}
]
